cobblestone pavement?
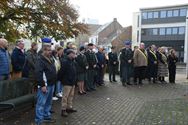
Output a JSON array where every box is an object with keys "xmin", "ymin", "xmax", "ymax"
[{"xmin": 1, "ymin": 71, "xmax": 188, "ymax": 125}]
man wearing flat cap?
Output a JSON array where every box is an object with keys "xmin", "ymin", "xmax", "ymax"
[
  {"xmin": 84, "ymin": 43, "xmax": 98, "ymax": 91},
  {"xmin": 119, "ymin": 41, "xmax": 133, "ymax": 86},
  {"xmin": 59, "ymin": 49, "xmax": 77, "ymax": 117}
]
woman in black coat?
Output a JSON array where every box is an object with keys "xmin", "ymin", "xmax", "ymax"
[
  {"xmin": 168, "ymin": 49, "xmax": 178, "ymax": 83},
  {"xmin": 75, "ymin": 46, "xmax": 88, "ymax": 95}
]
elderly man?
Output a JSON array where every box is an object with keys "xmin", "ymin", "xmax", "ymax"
[
  {"xmin": 96, "ymin": 46, "xmax": 106, "ymax": 86},
  {"xmin": 147, "ymin": 45, "xmax": 158, "ymax": 83},
  {"xmin": 35, "ymin": 43, "xmax": 57, "ymax": 124},
  {"xmin": 133, "ymin": 42, "xmax": 148, "ymax": 85},
  {"xmin": 120, "ymin": 41, "xmax": 133, "ymax": 86},
  {"xmin": 11, "ymin": 40, "xmax": 26, "ymax": 79},
  {"xmin": 0, "ymin": 38, "xmax": 10, "ymax": 80}
]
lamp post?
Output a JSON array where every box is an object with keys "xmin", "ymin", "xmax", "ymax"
[{"xmin": 186, "ymin": 16, "xmax": 188, "ymax": 79}]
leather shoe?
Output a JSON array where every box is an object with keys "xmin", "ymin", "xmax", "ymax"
[{"xmin": 66, "ymin": 108, "xmax": 77, "ymax": 113}]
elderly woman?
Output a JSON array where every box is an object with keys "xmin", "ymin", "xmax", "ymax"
[
  {"xmin": 157, "ymin": 47, "xmax": 168, "ymax": 83},
  {"xmin": 168, "ymin": 49, "xmax": 178, "ymax": 83}
]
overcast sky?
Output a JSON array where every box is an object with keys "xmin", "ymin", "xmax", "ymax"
[{"xmin": 70, "ymin": 0, "xmax": 188, "ymax": 27}]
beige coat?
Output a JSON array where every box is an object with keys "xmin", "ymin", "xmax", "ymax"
[{"xmin": 133, "ymin": 49, "xmax": 148, "ymax": 67}]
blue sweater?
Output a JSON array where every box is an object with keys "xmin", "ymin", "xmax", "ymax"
[{"xmin": 0, "ymin": 48, "xmax": 10, "ymax": 75}]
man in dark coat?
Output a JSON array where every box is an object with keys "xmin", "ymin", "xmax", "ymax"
[
  {"xmin": 84, "ymin": 43, "xmax": 98, "ymax": 91},
  {"xmin": 147, "ymin": 45, "xmax": 158, "ymax": 83},
  {"xmin": 108, "ymin": 46, "xmax": 118, "ymax": 82},
  {"xmin": 26, "ymin": 42, "xmax": 38, "ymax": 82},
  {"xmin": 96, "ymin": 46, "xmax": 106, "ymax": 85},
  {"xmin": 59, "ymin": 49, "xmax": 77, "ymax": 117},
  {"xmin": 120, "ymin": 41, "xmax": 133, "ymax": 86},
  {"xmin": 35, "ymin": 44, "xmax": 57, "ymax": 124},
  {"xmin": 11, "ymin": 40, "xmax": 26, "ymax": 79}
]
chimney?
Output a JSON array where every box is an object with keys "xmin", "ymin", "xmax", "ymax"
[{"xmin": 113, "ymin": 18, "xmax": 117, "ymax": 22}]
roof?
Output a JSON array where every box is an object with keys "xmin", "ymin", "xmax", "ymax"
[
  {"xmin": 87, "ymin": 24, "xmax": 102, "ymax": 35},
  {"xmin": 93, "ymin": 22, "xmax": 112, "ymax": 35},
  {"xmin": 140, "ymin": 3, "xmax": 188, "ymax": 11}
]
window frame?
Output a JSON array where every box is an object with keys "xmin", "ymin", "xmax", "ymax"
[
  {"xmin": 167, "ymin": 10, "xmax": 173, "ymax": 17},
  {"xmin": 153, "ymin": 11, "xmax": 159, "ymax": 18},
  {"xmin": 160, "ymin": 10, "xmax": 167, "ymax": 18},
  {"xmin": 159, "ymin": 28, "xmax": 166, "ymax": 35},
  {"xmin": 180, "ymin": 8, "xmax": 187, "ymax": 16},
  {"xmin": 166, "ymin": 28, "xmax": 172, "ymax": 35},
  {"xmin": 173, "ymin": 9, "xmax": 179, "ymax": 17}
]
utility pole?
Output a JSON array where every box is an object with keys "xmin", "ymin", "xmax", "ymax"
[{"xmin": 186, "ymin": 15, "xmax": 188, "ymax": 79}]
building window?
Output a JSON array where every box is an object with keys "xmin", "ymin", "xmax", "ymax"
[
  {"xmin": 166, "ymin": 28, "xmax": 172, "ymax": 35},
  {"xmin": 160, "ymin": 11, "xmax": 166, "ymax": 18},
  {"xmin": 167, "ymin": 10, "xmax": 173, "ymax": 17},
  {"xmin": 179, "ymin": 27, "xmax": 185, "ymax": 34},
  {"xmin": 180, "ymin": 9, "xmax": 187, "ymax": 16},
  {"xmin": 148, "ymin": 12, "xmax": 153, "ymax": 19},
  {"xmin": 159, "ymin": 28, "xmax": 166, "ymax": 35},
  {"xmin": 153, "ymin": 12, "xmax": 159, "ymax": 18},
  {"xmin": 142, "ymin": 12, "xmax": 147, "ymax": 19},
  {"xmin": 152, "ymin": 29, "xmax": 158, "ymax": 35},
  {"xmin": 173, "ymin": 10, "xmax": 179, "ymax": 17},
  {"xmin": 172, "ymin": 27, "xmax": 178, "ymax": 34}
]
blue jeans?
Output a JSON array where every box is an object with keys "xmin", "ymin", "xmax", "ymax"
[
  {"xmin": 35, "ymin": 85, "xmax": 54, "ymax": 124},
  {"xmin": 56, "ymin": 81, "xmax": 63, "ymax": 94}
]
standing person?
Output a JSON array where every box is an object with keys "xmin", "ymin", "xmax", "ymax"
[
  {"xmin": 26, "ymin": 42, "xmax": 38, "ymax": 89},
  {"xmin": 75, "ymin": 46, "xmax": 88, "ymax": 95},
  {"xmin": 157, "ymin": 47, "xmax": 168, "ymax": 83},
  {"xmin": 11, "ymin": 40, "xmax": 26, "ymax": 79},
  {"xmin": 168, "ymin": 49, "xmax": 178, "ymax": 83},
  {"xmin": 56, "ymin": 47, "xmax": 64, "ymax": 97},
  {"xmin": 35, "ymin": 44, "xmax": 57, "ymax": 125},
  {"xmin": 133, "ymin": 46, "xmax": 139, "ymax": 84},
  {"xmin": 108, "ymin": 46, "xmax": 118, "ymax": 82},
  {"xmin": 84, "ymin": 43, "xmax": 98, "ymax": 91},
  {"xmin": 147, "ymin": 45, "xmax": 158, "ymax": 83},
  {"xmin": 133, "ymin": 43, "xmax": 148, "ymax": 85},
  {"xmin": 51, "ymin": 50, "xmax": 60, "ymax": 101},
  {"xmin": 60, "ymin": 49, "xmax": 77, "ymax": 117},
  {"xmin": 64, "ymin": 42, "xmax": 73, "ymax": 55},
  {"xmin": 120, "ymin": 41, "xmax": 133, "ymax": 86},
  {"xmin": 96, "ymin": 46, "xmax": 106, "ymax": 86},
  {"xmin": 0, "ymin": 38, "xmax": 10, "ymax": 80}
]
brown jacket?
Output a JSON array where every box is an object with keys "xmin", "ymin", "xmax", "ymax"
[{"xmin": 133, "ymin": 49, "xmax": 148, "ymax": 67}]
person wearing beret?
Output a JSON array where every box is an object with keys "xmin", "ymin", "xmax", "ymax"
[
  {"xmin": 75, "ymin": 46, "xmax": 88, "ymax": 95},
  {"xmin": 35, "ymin": 44, "xmax": 56, "ymax": 124},
  {"xmin": 84, "ymin": 43, "xmax": 98, "ymax": 91},
  {"xmin": 120, "ymin": 41, "xmax": 133, "ymax": 86},
  {"xmin": 108, "ymin": 46, "xmax": 119, "ymax": 82}
]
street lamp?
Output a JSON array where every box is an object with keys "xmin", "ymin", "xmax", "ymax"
[{"xmin": 186, "ymin": 16, "xmax": 188, "ymax": 79}]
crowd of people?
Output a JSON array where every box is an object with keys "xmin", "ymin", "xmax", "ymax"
[{"xmin": 0, "ymin": 38, "xmax": 179, "ymax": 125}]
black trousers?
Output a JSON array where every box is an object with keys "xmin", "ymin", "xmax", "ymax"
[
  {"xmin": 109, "ymin": 65, "xmax": 116, "ymax": 81},
  {"xmin": 169, "ymin": 66, "xmax": 176, "ymax": 83},
  {"xmin": 134, "ymin": 66, "xmax": 146, "ymax": 84}
]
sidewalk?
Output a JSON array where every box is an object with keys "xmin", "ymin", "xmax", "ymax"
[{"xmin": 1, "ymin": 72, "xmax": 188, "ymax": 125}]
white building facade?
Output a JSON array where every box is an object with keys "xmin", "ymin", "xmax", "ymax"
[{"xmin": 132, "ymin": 4, "xmax": 188, "ymax": 62}]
